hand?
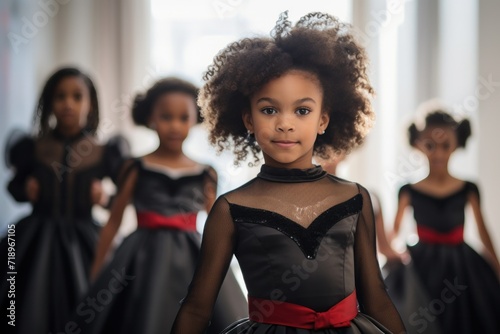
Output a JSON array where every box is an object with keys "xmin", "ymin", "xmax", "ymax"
[
  {"xmin": 382, "ymin": 248, "xmax": 410, "ymax": 265},
  {"xmin": 91, "ymin": 179, "xmax": 108, "ymax": 206},
  {"xmin": 25, "ymin": 177, "xmax": 40, "ymax": 203}
]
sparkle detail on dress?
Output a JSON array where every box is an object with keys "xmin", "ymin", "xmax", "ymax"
[{"xmin": 229, "ymin": 194, "xmax": 362, "ymax": 259}]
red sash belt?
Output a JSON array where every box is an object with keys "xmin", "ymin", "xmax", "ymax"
[
  {"xmin": 248, "ymin": 291, "xmax": 358, "ymax": 330},
  {"xmin": 136, "ymin": 211, "xmax": 197, "ymax": 231},
  {"xmin": 417, "ymin": 225, "xmax": 464, "ymax": 245}
]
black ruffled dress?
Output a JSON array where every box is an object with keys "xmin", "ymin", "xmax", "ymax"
[
  {"xmin": 71, "ymin": 158, "xmax": 247, "ymax": 334},
  {"xmin": 0, "ymin": 130, "xmax": 129, "ymax": 334}
]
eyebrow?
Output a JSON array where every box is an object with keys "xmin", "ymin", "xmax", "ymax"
[{"xmin": 256, "ymin": 97, "xmax": 317, "ymax": 105}]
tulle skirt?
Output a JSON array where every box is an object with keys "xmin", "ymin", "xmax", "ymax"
[
  {"xmin": 71, "ymin": 227, "xmax": 247, "ymax": 334},
  {"xmin": 220, "ymin": 313, "xmax": 392, "ymax": 334},
  {"xmin": 384, "ymin": 242, "xmax": 500, "ymax": 334},
  {"xmin": 0, "ymin": 214, "xmax": 100, "ymax": 334}
]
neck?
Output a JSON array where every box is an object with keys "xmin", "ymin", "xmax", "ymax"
[
  {"xmin": 155, "ymin": 144, "xmax": 185, "ymax": 159},
  {"xmin": 427, "ymin": 168, "xmax": 451, "ymax": 183},
  {"xmin": 55, "ymin": 125, "xmax": 82, "ymax": 138}
]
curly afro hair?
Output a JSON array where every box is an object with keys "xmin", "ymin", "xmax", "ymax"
[
  {"xmin": 132, "ymin": 77, "xmax": 201, "ymax": 127},
  {"xmin": 408, "ymin": 101, "xmax": 471, "ymax": 148},
  {"xmin": 199, "ymin": 12, "xmax": 374, "ymax": 165}
]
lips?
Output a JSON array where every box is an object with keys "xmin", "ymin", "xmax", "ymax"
[{"xmin": 272, "ymin": 140, "xmax": 298, "ymax": 148}]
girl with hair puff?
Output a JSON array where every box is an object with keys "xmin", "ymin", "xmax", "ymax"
[
  {"xmin": 385, "ymin": 102, "xmax": 500, "ymax": 334},
  {"xmin": 0, "ymin": 67, "xmax": 130, "ymax": 334},
  {"xmin": 71, "ymin": 77, "xmax": 247, "ymax": 334},
  {"xmin": 172, "ymin": 12, "xmax": 406, "ymax": 334}
]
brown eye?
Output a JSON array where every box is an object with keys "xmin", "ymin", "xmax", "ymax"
[
  {"xmin": 424, "ymin": 141, "xmax": 434, "ymax": 151},
  {"xmin": 296, "ymin": 108, "xmax": 311, "ymax": 116},
  {"xmin": 261, "ymin": 107, "xmax": 277, "ymax": 115}
]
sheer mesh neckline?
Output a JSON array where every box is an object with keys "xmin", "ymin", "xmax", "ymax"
[
  {"xmin": 51, "ymin": 128, "xmax": 86, "ymax": 142},
  {"xmin": 257, "ymin": 164, "xmax": 327, "ymax": 183}
]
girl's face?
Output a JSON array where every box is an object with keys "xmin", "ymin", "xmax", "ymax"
[
  {"xmin": 244, "ymin": 70, "xmax": 329, "ymax": 169},
  {"xmin": 52, "ymin": 76, "xmax": 91, "ymax": 131},
  {"xmin": 416, "ymin": 126, "xmax": 458, "ymax": 171},
  {"xmin": 149, "ymin": 92, "xmax": 197, "ymax": 152}
]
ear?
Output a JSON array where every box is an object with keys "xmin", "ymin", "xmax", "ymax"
[
  {"xmin": 318, "ymin": 112, "xmax": 330, "ymax": 134},
  {"xmin": 242, "ymin": 111, "xmax": 254, "ymax": 133}
]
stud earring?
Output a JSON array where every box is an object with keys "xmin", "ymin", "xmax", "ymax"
[
  {"xmin": 246, "ymin": 130, "xmax": 255, "ymax": 143},
  {"xmin": 319, "ymin": 130, "xmax": 325, "ymax": 135}
]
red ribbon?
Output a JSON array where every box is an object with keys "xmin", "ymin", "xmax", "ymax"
[
  {"xmin": 136, "ymin": 211, "xmax": 197, "ymax": 231},
  {"xmin": 248, "ymin": 290, "xmax": 358, "ymax": 329},
  {"xmin": 417, "ymin": 225, "xmax": 464, "ymax": 245}
]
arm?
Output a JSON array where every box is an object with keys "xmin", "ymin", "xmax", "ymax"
[
  {"xmin": 371, "ymin": 193, "xmax": 397, "ymax": 259},
  {"xmin": 382, "ymin": 188, "xmax": 411, "ymax": 262},
  {"xmin": 467, "ymin": 186, "xmax": 500, "ymax": 273},
  {"xmin": 98, "ymin": 135, "xmax": 131, "ymax": 209},
  {"xmin": 203, "ymin": 166, "xmax": 218, "ymax": 213},
  {"xmin": 392, "ymin": 189, "xmax": 410, "ymax": 237},
  {"xmin": 171, "ymin": 196, "xmax": 236, "ymax": 333},
  {"xmin": 355, "ymin": 186, "xmax": 406, "ymax": 334},
  {"xmin": 90, "ymin": 160, "xmax": 138, "ymax": 280}
]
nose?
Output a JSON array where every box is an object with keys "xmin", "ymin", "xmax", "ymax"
[{"xmin": 276, "ymin": 114, "xmax": 295, "ymax": 132}]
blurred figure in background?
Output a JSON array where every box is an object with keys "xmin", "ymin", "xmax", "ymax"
[
  {"xmin": 72, "ymin": 78, "xmax": 246, "ymax": 334},
  {"xmin": 386, "ymin": 101, "xmax": 500, "ymax": 333},
  {"xmin": 0, "ymin": 67, "xmax": 129, "ymax": 334}
]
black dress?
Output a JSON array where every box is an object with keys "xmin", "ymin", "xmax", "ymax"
[
  {"xmin": 385, "ymin": 182, "xmax": 500, "ymax": 334},
  {"xmin": 71, "ymin": 158, "xmax": 247, "ymax": 334},
  {"xmin": 0, "ymin": 130, "xmax": 129, "ymax": 334},
  {"xmin": 171, "ymin": 165, "xmax": 406, "ymax": 334}
]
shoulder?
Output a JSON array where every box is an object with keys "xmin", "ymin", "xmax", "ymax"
[
  {"xmin": 326, "ymin": 174, "xmax": 365, "ymax": 191},
  {"xmin": 397, "ymin": 183, "xmax": 413, "ymax": 198},
  {"xmin": 104, "ymin": 134, "xmax": 131, "ymax": 157},
  {"xmin": 464, "ymin": 180, "xmax": 480, "ymax": 199},
  {"xmin": 325, "ymin": 174, "xmax": 372, "ymax": 203},
  {"xmin": 5, "ymin": 130, "xmax": 35, "ymax": 168},
  {"xmin": 218, "ymin": 177, "xmax": 259, "ymax": 203},
  {"xmin": 201, "ymin": 164, "xmax": 217, "ymax": 181}
]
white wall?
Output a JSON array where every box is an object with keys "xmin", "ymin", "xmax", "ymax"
[{"xmin": 478, "ymin": 0, "xmax": 500, "ymax": 254}]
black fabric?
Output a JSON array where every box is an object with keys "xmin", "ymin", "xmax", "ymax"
[
  {"xmin": 133, "ymin": 159, "xmax": 208, "ymax": 216},
  {"xmin": 171, "ymin": 165, "xmax": 406, "ymax": 334},
  {"xmin": 71, "ymin": 160, "xmax": 247, "ymax": 334},
  {"xmin": 0, "ymin": 131, "xmax": 130, "ymax": 334},
  {"xmin": 386, "ymin": 182, "xmax": 500, "ymax": 334},
  {"xmin": 229, "ymin": 194, "xmax": 362, "ymax": 259}
]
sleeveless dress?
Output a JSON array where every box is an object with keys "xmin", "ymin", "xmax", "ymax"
[
  {"xmin": 171, "ymin": 165, "xmax": 406, "ymax": 334},
  {"xmin": 0, "ymin": 129, "xmax": 129, "ymax": 334},
  {"xmin": 385, "ymin": 182, "xmax": 500, "ymax": 334},
  {"xmin": 71, "ymin": 158, "xmax": 247, "ymax": 334}
]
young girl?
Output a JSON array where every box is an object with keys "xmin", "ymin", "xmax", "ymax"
[
  {"xmin": 171, "ymin": 12, "xmax": 406, "ymax": 334},
  {"xmin": 0, "ymin": 67, "xmax": 129, "ymax": 334},
  {"xmin": 71, "ymin": 77, "xmax": 247, "ymax": 334},
  {"xmin": 387, "ymin": 106, "xmax": 500, "ymax": 333}
]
